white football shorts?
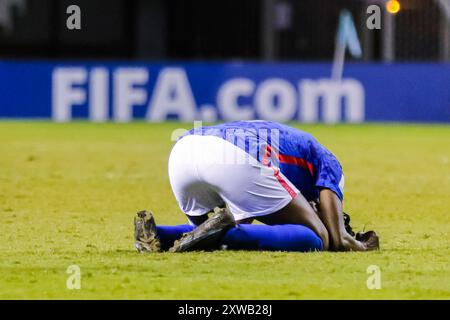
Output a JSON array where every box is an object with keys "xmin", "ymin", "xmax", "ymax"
[{"xmin": 168, "ymin": 135, "xmax": 299, "ymax": 221}]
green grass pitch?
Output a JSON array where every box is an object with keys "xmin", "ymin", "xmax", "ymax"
[{"xmin": 0, "ymin": 121, "xmax": 449, "ymax": 299}]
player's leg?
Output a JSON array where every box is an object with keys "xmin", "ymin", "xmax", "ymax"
[
  {"xmin": 145, "ymin": 166, "xmax": 327, "ymax": 252},
  {"xmin": 137, "ymin": 196, "xmax": 327, "ymax": 253},
  {"xmin": 155, "ymin": 225, "xmax": 194, "ymax": 251},
  {"xmin": 153, "ymin": 213, "xmax": 210, "ymax": 251},
  {"xmin": 167, "ymin": 208, "xmax": 323, "ymax": 253},
  {"xmin": 256, "ymin": 193, "xmax": 330, "ymax": 250},
  {"xmin": 154, "ymin": 212, "xmax": 251, "ymax": 252},
  {"xmin": 222, "ymin": 224, "xmax": 323, "ymax": 252},
  {"xmin": 134, "ymin": 211, "xmax": 216, "ymax": 252},
  {"xmin": 134, "ymin": 210, "xmax": 323, "ymax": 253},
  {"xmin": 134, "ymin": 210, "xmax": 212, "ymax": 252},
  {"xmin": 195, "ymin": 137, "xmax": 329, "ymax": 249}
]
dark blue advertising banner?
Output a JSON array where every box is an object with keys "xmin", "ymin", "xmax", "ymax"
[{"xmin": 0, "ymin": 61, "xmax": 449, "ymax": 123}]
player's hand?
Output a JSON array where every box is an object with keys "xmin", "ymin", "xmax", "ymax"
[{"xmin": 356, "ymin": 231, "xmax": 380, "ymax": 251}]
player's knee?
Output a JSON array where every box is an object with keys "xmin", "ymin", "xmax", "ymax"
[
  {"xmin": 294, "ymin": 226, "xmax": 325, "ymax": 252},
  {"xmin": 285, "ymin": 225, "xmax": 325, "ymax": 252}
]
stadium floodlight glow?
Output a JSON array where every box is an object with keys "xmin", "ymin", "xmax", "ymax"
[{"xmin": 386, "ymin": 0, "xmax": 401, "ymax": 14}]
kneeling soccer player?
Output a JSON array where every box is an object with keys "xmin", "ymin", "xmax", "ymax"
[{"xmin": 134, "ymin": 121, "xmax": 379, "ymax": 253}]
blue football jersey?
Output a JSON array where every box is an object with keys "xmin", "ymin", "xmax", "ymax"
[{"xmin": 183, "ymin": 120, "xmax": 344, "ymax": 201}]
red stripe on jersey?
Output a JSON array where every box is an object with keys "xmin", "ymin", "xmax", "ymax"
[
  {"xmin": 278, "ymin": 154, "xmax": 315, "ymax": 175},
  {"xmin": 264, "ymin": 145, "xmax": 314, "ymax": 175}
]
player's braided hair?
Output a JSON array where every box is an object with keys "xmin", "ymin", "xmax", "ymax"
[
  {"xmin": 310, "ymin": 200, "xmax": 355, "ymax": 237},
  {"xmin": 343, "ymin": 212, "xmax": 355, "ymax": 237}
]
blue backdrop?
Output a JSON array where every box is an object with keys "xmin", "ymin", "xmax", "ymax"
[{"xmin": 0, "ymin": 61, "xmax": 449, "ymax": 123}]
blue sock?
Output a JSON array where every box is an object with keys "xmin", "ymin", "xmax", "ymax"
[
  {"xmin": 221, "ymin": 224, "xmax": 323, "ymax": 252},
  {"xmin": 156, "ymin": 224, "xmax": 323, "ymax": 252},
  {"xmin": 156, "ymin": 225, "xmax": 194, "ymax": 250}
]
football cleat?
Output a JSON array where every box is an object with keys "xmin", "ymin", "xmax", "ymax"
[
  {"xmin": 134, "ymin": 210, "xmax": 161, "ymax": 253},
  {"xmin": 169, "ymin": 207, "xmax": 235, "ymax": 252}
]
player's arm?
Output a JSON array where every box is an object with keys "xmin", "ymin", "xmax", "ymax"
[{"xmin": 317, "ymin": 189, "xmax": 376, "ymax": 251}]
